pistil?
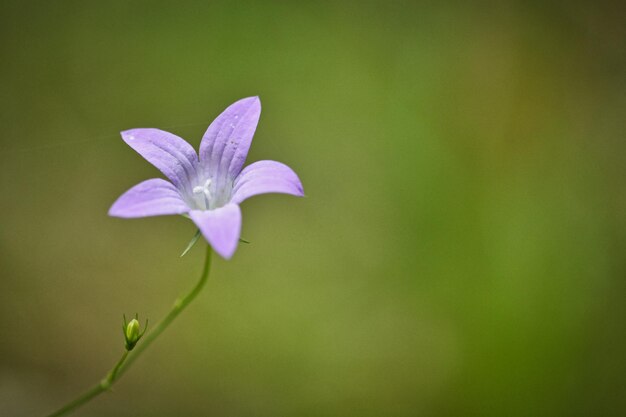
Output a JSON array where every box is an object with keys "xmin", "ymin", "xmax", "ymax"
[{"xmin": 192, "ymin": 178, "xmax": 212, "ymax": 209}]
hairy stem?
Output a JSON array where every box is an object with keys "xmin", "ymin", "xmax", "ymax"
[{"xmin": 45, "ymin": 245, "xmax": 213, "ymax": 417}]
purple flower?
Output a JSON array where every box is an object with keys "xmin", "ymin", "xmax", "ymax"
[{"xmin": 109, "ymin": 97, "xmax": 304, "ymax": 259}]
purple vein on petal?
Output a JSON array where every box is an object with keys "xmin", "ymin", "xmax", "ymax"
[
  {"xmin": 109, "ymin": 178, "xmax": 191, "ymax": 218},
  {"xmin": 199, "ymin": 97, "xmax": 261, "ymax": 182},
  {"xmin": 231, "ymin": 160, "xmax": 304, "ymax": 204},
  {"xmin": 222, "ymin": 98, "xmax": 261, "ymax": 178},
  {"xmin": 122, "ymin": 129, "xmax": 199, "ymax": 194}
]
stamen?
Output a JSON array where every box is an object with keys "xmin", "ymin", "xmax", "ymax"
[
  {"xmin": 192, "ymin": 179, "xmax": 213, "ymax": 209},
  {"xmin": 202, "ymin": 179, "xmax": 212, "ymax": 199}
]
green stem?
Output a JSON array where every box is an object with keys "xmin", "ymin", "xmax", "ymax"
[
  {"xmin": 45, "ymin": 351, "xmax": 128, "ymax": 417},
  {"xmin": 107, "ymin": 350, "xmax": 129, "ymax": 383},
  {"xmin": 45, "ymin": 245, "xmax": 213, "ymax": 417},
  {"xmin": 118, "ymin": 244, "xmax": 212, "ymax": 375}
]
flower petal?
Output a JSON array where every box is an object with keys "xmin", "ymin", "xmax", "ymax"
[
  {"xmin": 199, "ymin": 97, "xmax": 261, "ymax": 181},
  {"xmin": 121, "ymin": 128, "xmax": 199, "ymax": 193},
  {"xmin": 109, "ymin": 178, "xmax": 190, "ymax": 218},
  {"xmin": 189, "ymin": 204, "xmax": 242, "ymax": 259},
  {"xmin": 231, "ymin": 160, "xmax": 304, "ymax": 204}
]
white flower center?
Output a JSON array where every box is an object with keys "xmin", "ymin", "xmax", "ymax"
[
  {"xmin": 192, "ymin": 178, "xmax": 212, "ymax": 209},
  {"xmin": 187, "ymin": 173, "xmax": 234, "ymax": 211}
]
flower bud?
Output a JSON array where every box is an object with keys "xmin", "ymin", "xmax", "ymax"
[{"xmin": 123, "ymin": 316, "xmax": 146, "ymax": 351}]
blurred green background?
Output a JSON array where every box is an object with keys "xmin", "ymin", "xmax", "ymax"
[{"xmin": 1, "ymin": 1, "xmax": 625, "ymax": 416}]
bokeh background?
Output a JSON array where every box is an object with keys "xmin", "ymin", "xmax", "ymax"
[{"xmin": 1, "ymin": 1, "xmax": 625, "ymax": 416}]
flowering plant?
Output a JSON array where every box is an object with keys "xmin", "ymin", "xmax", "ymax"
[{"xmin": 46, "ymin": 97, "xmax": 303, "ymax": 417}]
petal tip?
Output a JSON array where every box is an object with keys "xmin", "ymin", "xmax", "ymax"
[
  {"xmin": 189, "ymin": 206, "xmax": 242, "ymax": 260},
  {"xmin": 108, "ymin": 199, "xmax": 124, "ymax": 217},
  {"xmin": 204, "ymin": 233, "xmax": 239, "ymax": 260},
  {"xmin": 238, "ymin": 95, "xmax": 261, "ymax": 108},
  {"xmin": 215, "ymin": 244, "xmax": 237, "ymax": 260},
  {"xmin": 120, "ymin": 129, "xmax": 140, "ymax": 143},
  {"xmin": 108, "ymin": 205, "xmax": 129, "ymax": 218},
  {"xmin": 293, "ymin": 185, "xmax": 305, "ymax": 198}
]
